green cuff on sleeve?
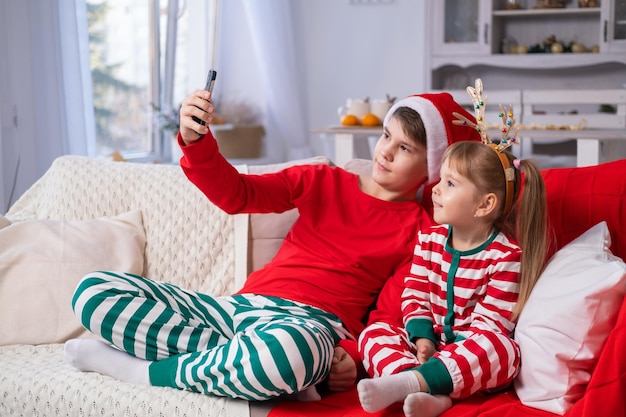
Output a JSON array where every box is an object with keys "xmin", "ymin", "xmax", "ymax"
[
  {"xmin": 416, "ymin": 357, "xmax": 453, "ymax": 396},
  {"xmin": 405, "ymin": 317, "xmax": 437, "ymax": 346}
]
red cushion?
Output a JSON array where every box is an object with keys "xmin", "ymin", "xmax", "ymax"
[
  {"xmin": 542, "ymin": 159, "xmax": 626, "ymax": 261},
  {"xmin": 565, "ymin": 297, "xmax": 626, "ymax": 417}
]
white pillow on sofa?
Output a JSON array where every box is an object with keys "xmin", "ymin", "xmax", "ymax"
[
  {"xmin": 0, "ymin": 210, "xmax": 146, "ymax": 345},
  {"xmin": 514, "ymin": 221, "xmax": 626, "ymax": 415},
  {"xmin": 245, "ymin": 156, "xmax": 332, "ymax": 273}
]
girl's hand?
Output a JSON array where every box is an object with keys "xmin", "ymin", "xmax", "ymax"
[
  {"xmin": 179, "ymin": 89, "xmax": 214, "ymax": 145},
  {"xmin": 327, "ymin": 346, "xmax": 357, "ymax": 391},
  {"xmin": 415, "ymin": 338, "xmax": 436, "ymax": 364}
]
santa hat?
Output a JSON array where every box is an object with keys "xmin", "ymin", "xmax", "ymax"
[{"xmin": 383, "ymin": 92, "xmax": 482, "ymax": 184}]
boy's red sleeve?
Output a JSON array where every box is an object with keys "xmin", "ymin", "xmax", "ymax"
[{"xmin": 366, "ymin": 260, "xmax": 410, "ymax": 327}]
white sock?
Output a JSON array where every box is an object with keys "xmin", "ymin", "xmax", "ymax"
[
  {"xmin": 296, "ymin": 385, "xmax": 322, "ymax": 402},
  {"xmin": 64, "ymin": 338, "xmax": 151, "ymax": 386},
  {"xmin": 403, "ymin": 392, "xmax": 452, "ymax": 417},
  {"xmin": 357, "ymin": 371, "xmax": 421, "ymax": 412}
]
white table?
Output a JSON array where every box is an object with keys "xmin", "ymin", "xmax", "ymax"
[
  {"xmin": 310, "ymin": 126, "xmax": 382, "ymax": 167},
  {"xmin": 312, "ymin": 126, "xmax": 626, "ymax": 168},
  {"xmin": 515, "ymin": 128, "xmax": 626, "ymax": 167}
]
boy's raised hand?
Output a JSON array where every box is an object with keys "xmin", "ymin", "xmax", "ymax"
[{"xmin": 179, "ymin": 89, "xmax": 214, "ymax": 145}]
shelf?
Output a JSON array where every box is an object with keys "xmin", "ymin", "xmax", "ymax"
[
  {"xmin": 431, "ymin": 52, "xmax": 626, "ymax": 70},
  {"xmin": 427, "ymin": 0, "xmax": 626, "ymax": 90},
  {"xmin": 492, "ymin": 7, "xmax": 601, "ymax": 17}
]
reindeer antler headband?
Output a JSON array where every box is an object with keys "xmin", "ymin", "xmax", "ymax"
[{"xmin": 451, "ymin": 78, "xmax": 520, "ymax": 216}]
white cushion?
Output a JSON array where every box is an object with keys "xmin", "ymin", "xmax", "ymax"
[
  {"xmin": 514, "ymin": 221, "xmax": 626, "ymax": 415},
  {"xmin": 0, "ymin": 211, "xmax": 146, "ymax": 345}
]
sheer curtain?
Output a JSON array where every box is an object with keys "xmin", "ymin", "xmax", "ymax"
[
  {"xmin": 59, "ymin": 0, "xmax": 97, "ymax": 157},
  {"xmin": 24, "ymin": 0, "xmax": 94, "ymax": 159},
  {"xmin": 241, "ymin": 0, "xmax": 313, "ymax": 161},
  {"xmin": 0, "ymin": 0, "xmax": 93, "ymax": 211}
]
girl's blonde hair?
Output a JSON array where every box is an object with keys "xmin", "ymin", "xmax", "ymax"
[{"xmin": 442, "ymin": 141, "xmax": 549, "ymax": 321}]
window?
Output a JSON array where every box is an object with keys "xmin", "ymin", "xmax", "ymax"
[{"xmin": 85, "ymin": 0, "xmax": 218, "ymax": 162}]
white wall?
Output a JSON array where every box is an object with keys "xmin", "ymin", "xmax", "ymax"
[
  {"xmin": 297, "ymin": 0, "xmax": 427, "ymax": 152},
  {"xmin": 214, "ymin": 0, "xmax": 428, "ymax": 160}
]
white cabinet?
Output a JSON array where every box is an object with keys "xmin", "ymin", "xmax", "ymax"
[
  {"xmin": 602, "ymin": 0, "xmax": 626, "ymax": 52},
  {"xmin": 427, "ymin": 0, "xmax": 626, "ymax": 89},
  {"xmin": 432, "ymin": 0, "xmax": 491, "ymax": 55}
]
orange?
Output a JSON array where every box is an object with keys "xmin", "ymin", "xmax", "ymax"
[
  {"xmin": 361, "ymin": 113, "xmax": 381, "ymax": 127},
  {"xmin": 341, "ymin": 114, "xmax": 360, "ymax": 126}
]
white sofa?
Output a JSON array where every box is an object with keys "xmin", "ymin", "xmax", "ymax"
[
  {"xmin": 4, "ymin": 154, "xmax": 625, "ymax": 417},
  {"xmin": 0, "ymin": 154, "xmax": 331, "ymax": 417}
]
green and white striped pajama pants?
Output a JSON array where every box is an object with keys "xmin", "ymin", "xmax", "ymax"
[{"xmin": 71, "ymin": 271, "xmax": 348, "ymax": 400}]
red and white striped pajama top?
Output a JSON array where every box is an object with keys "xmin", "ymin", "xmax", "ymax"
[{"xmin": 360, "ymin": 225, "xmax": 522, "ymax": 398}]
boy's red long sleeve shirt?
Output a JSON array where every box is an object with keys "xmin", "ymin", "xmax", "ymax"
[{"xmin": 179, "ymin": 132, "xmax": 433, "ymax": 337}]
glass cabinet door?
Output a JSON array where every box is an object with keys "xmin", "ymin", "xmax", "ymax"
[
  {"xmin": 432, "ymin": 0, "xmax": 491, "ymax": 55},
  {"xmin": 603, "ymin": 0, "xmax": 626, "ymax": 51},
  {"xmin": 612, "ymin": 0, "xmax": 626, "ymax": 41}
]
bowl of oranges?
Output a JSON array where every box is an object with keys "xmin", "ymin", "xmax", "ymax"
[
  {"xmin": 338, "ymin": 96, "xmax": 395, "ymax": 127},
  {"xmin": 341, "ymin": 113, "xmax": 381, "ymax": 127}
]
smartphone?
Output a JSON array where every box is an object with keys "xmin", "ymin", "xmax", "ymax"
[{"xmin": 193, "ymin": 69, "xmax": 217, "ymax": 126}]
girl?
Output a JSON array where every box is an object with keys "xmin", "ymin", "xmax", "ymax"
[
  {"xmin": 357, "ymin": 136, "xmax": 548, "ymax": 416},
  {"xmin": 64, "ymin": 88, "xmax": 481, "ymax": 401}
]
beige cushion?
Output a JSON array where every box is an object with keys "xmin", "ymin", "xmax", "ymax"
[
  {"xmin": 0, "ymin": 211, "xmax": 146, "ymax": 345},
  {"xmin": 5, "ymin": 156, "xmax": 237, "ymax": 297},
  {"xmin": 245, "ymin": 156, "xmax": 332, "ymax": 273},
  {"xmin": 344, "ymin": 158, "xmax": 372, "ymax": 177},
  {"xmin": 243, "ymin": 157, "xmax": 372, "ymax": 274}
]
